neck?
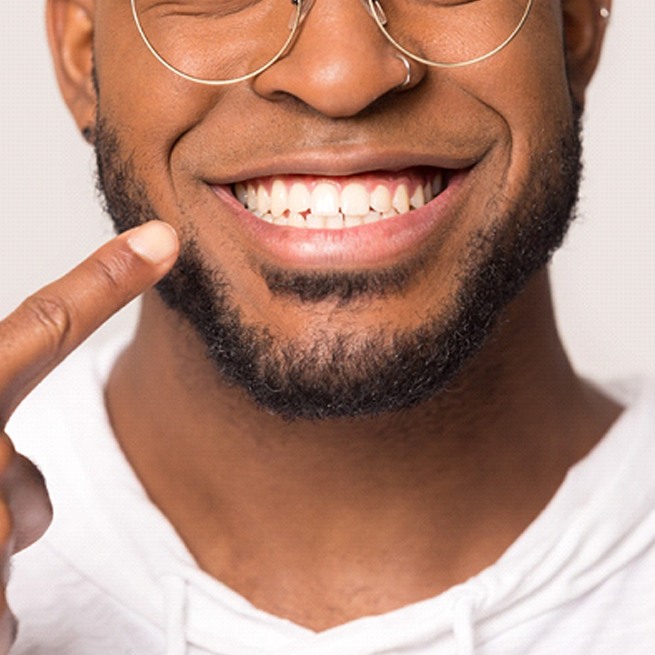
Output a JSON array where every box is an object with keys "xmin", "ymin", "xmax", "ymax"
[{"xmin": 106, "ymin": 270, "xmax": 620, "ymax": 629}]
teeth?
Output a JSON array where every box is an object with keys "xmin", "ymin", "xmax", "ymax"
[
  {"xmin": 306, "ymin": 213, "xmax": 327, "ymax": 229},
  {"xmin": 235, "ymin": 183, "xmax": 248, "ymax": 206},
  {"xmin": 410, "ymin": 185, "xmax": 425, "ymax": 209},
  {"xmin": 311, "ymin": 183, "xmax": 340, "ymax": 216},
  {"xmin": 270, "ymin": 179, "xmax": 287, "ymax": 217},
  {"xmin": 423, "ymin": 182, "xmax": 431, "ymax": 202},
  {"xmin": 344, "ymin": 215, "xmax": 364, "ymax": 227},
  {"xmin": 233, "ymin": 172, "xmax": 447, "ymax": 229},
  {"xmin": 325, "ymin": 215, "xmax": 344, "ymax": 229},
  {"xmin": 247, "ymin": 184, "xmax": 257, "ymax": 210},
  {"xmin": 392, "ymin": 185, "xmax": 410, "ymax": 214},
  {"xmin": 288, "ymin": 211, "xmax": 306, "ymax": 227},
  {"xmin": 288, "ymin": 182, "xmax": 311, "ymax": 213},
  {"xmin": 370, "ymin": 185, "xmax": 392, "ymax": 213},
  {"xmin": 432, "ymin": 173, "xmax": 444, "ymax": 196},
  {"xmin": 341, "ymin": 183, "xmax": 369, "ymax": 216},
  {"xmin": 256, "ymin": 186, "xmax": 271, "ymax": 214}
]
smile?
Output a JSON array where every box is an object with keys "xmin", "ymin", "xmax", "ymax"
[
  {"xmin": 232, "ymin": 168, "xmax": 446, "ymax": 229},
  {"xmin": 211, "ymin": 163, "xmax": 469, "ymax": 269}
]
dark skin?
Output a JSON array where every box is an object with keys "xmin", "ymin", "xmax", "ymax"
[
  {"xmin": 0, "ymin": 222, "xmax": 179, "ymax": 648},
  {"xmin": 0, "ymin": 0, "xmax": 619, "ymax": 646}
]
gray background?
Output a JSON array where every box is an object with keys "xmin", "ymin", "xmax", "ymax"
[{"xmin": 2, "ymin": 2, "xmax": 654, "ymax": 382}]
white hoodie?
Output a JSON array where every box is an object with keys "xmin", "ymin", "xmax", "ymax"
[{"xmin": 7, "ymin": 341, "xmax": 655, "ymax": 654}]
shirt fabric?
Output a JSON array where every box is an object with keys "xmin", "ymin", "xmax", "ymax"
[{"xmin": 6, "ymin": 339, "xmax": 655, "ymax": 654}]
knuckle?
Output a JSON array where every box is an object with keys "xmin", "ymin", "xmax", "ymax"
[
  {"xmin": 19, "ymin": 295, "xmax": 72, "ymax": 352},
  {"xmin": 0, "ymin": 452, "xmax": 52, "ymax": 553},
  {"xmin": 90, "ymin": 250, "xmax": 134, "ymax": 300},
  {"xmin": 13, "ymin": 455, "xmax": 53, "ymax": 550}
]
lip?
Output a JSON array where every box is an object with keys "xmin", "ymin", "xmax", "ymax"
[
  {"xmin": 209, "ymin": 167, "xmax": 471, "ymax": 269},
  {"xmin": 204, "ymin": 147, "xmax": 481, "ymax": 185}
]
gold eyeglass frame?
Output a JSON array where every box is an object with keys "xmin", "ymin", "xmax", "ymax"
[
  {"xmin": 130, "ymin": 0, "xmax": 535, "ymax": 86},
  {"xmin": 369, "ymin": 0, "xmax": 535, "ymax": 69}
]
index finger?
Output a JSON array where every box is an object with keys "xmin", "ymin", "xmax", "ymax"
[{"xmin": 0, "ymin": 221, "xmax": 179, "ymax": 426}]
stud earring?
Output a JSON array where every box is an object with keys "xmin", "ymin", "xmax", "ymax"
[{"xmin": 81, "ymin": 125, "xmax": 95, "ymax": 143}]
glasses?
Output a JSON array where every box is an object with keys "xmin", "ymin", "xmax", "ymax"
[{"xmin": 131, "ymin": 0, "xmax": 534, "ymax": 86}]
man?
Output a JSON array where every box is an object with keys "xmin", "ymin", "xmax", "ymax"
[{"xmin": 1, "ymin": 0, "xmax": 653, "ymax": 652}]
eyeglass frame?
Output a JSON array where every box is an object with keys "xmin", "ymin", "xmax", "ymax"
[{"xmin": 129, "ymin": 0, "xmax": 535, "ymax": 86}]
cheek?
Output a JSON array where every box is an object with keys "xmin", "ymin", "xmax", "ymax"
[
  {"xmin": 93, "ymin": 2, "xmax": 220, "ymax": 172},
  {"xmin": 92, "ymin": 6, "xmax": 234, "ymax": 244},
  {"xmin": 452, "ymin": 2, "xmax": 573, "ymax": 189}
]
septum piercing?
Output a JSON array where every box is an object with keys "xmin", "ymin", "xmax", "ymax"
[
  {"xmin": 396, "ymin": 54, "xmax": 412, "ymax": 88},
  {"xmin": 600, "ymin": 6, "xmax": 610, "ymax": 19}
]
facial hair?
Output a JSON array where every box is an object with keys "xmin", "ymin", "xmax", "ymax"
[{"xmin": 95, "ymin": 114, "xmax": 583, "ymax": 420}]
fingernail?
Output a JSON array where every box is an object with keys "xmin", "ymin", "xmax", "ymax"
[{"xmin": 127, "ymin": 222, "xmax": 178, "ymax": 264}]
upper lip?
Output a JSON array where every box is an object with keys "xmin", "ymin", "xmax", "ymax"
[{"xmin": 201, "ymin": 146, "xmax": 486, "ymax": 186}]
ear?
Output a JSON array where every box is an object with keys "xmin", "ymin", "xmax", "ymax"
[
  {"xmin": 46, "ymin": 0, "xmax": 96, "ymax": 142},
  {"xmin": 561, "ymin": 0, "xmax": 612, "ymax": 106}
]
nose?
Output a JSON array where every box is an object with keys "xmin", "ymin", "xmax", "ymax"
[{"xmin": 252, "ymin": 0, "xmax": 425, "ymax": 118}]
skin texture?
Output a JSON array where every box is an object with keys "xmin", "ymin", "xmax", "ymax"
[{"xmin": 0, "ymin": 0, "xmax": 621, "ymax": 644}]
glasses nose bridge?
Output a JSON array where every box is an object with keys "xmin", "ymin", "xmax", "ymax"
[{"xmin": 292, "ymin": 0, "xmax": 429, "ymax": 69}]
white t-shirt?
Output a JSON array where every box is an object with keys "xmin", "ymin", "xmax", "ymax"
[{"xmin": 6, "ymin": 341, "xmax": 655, "ymax": 654}]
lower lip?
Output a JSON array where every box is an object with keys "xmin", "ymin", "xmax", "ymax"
[{"xmin": 210, "ymin": 171, "xmax": 468, "ymax": 269}]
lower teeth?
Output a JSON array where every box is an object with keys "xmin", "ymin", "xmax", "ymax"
[{"xmin": 253, "ymin": 209, "xmax": 401, "ymax": 229}]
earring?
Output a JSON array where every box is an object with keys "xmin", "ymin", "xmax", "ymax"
[
  {"xmin": 599, "ymin": 6, "xmax": 610, "ymax": 19},
  {"xmin": 81, "ymin": 125, "xmax": 95, "ymax": 143},
  {"xmin": 396, "ymin": 54, "xmax": 412, "ymax": 89}
]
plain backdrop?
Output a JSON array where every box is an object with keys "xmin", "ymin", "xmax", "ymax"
[{"xmin": 1, "ymin": 2, "xmax": 654, "ymax": 383}]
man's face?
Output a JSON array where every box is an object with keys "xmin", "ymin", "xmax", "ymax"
[{"xmin": 90, "ymin": 0, "xmax": 586, "ymax": 418}]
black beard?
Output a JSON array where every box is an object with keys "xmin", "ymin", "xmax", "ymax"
[{"xmin": 95, "ymin": 115, "xmax": 583, "ymax": 420}]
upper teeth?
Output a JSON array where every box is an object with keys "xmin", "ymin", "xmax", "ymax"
[{"xmin": 234, "ymin": 173, "xmax": 445, "ymax": 229}]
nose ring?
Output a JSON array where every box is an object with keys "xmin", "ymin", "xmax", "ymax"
[{"xmin": 396, "ymin": 54, "xmax": 412, "ymax": 88}]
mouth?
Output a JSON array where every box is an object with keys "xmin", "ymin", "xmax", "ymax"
[
  {"xmin": 231, "ymin": 167, "xmax": 448, "ymax": 229},
  {"xmin": 209, "ymin": 162, "xmax": 470, "ymax": 269}
]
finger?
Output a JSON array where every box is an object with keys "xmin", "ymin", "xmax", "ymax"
[
  {"xmin": 0, "ymin": 433, "xmax": 53, "ymax": 553},
  {"xmin": 0, "ymin": 221, "xmax": 179, "ymax": 425}
]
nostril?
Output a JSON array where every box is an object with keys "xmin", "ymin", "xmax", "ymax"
[
  {"xmin": 253, "ymin": 47, "xmax": 423, "ymax": 118},
  {"xmin": 251, "ymin": 0, "xmax": 424, "ymax": 118}
]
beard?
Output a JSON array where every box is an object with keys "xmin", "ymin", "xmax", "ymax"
[{"xmin": 95, "ymin": 113, "xmax": 583, "ymax": 420}]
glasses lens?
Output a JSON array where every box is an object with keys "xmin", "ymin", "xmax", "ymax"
[
  {"xmin": 133, "ymin": 0, "xmax": 300, "ymax": 83},
  {"xmin": 373, "ymin": 0, "xmax": 531, "ymax": 66}
]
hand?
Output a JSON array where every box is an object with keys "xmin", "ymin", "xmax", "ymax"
[{"xmin": 0, "ymin": 221, "xmax": 178, "ymax": 652}]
